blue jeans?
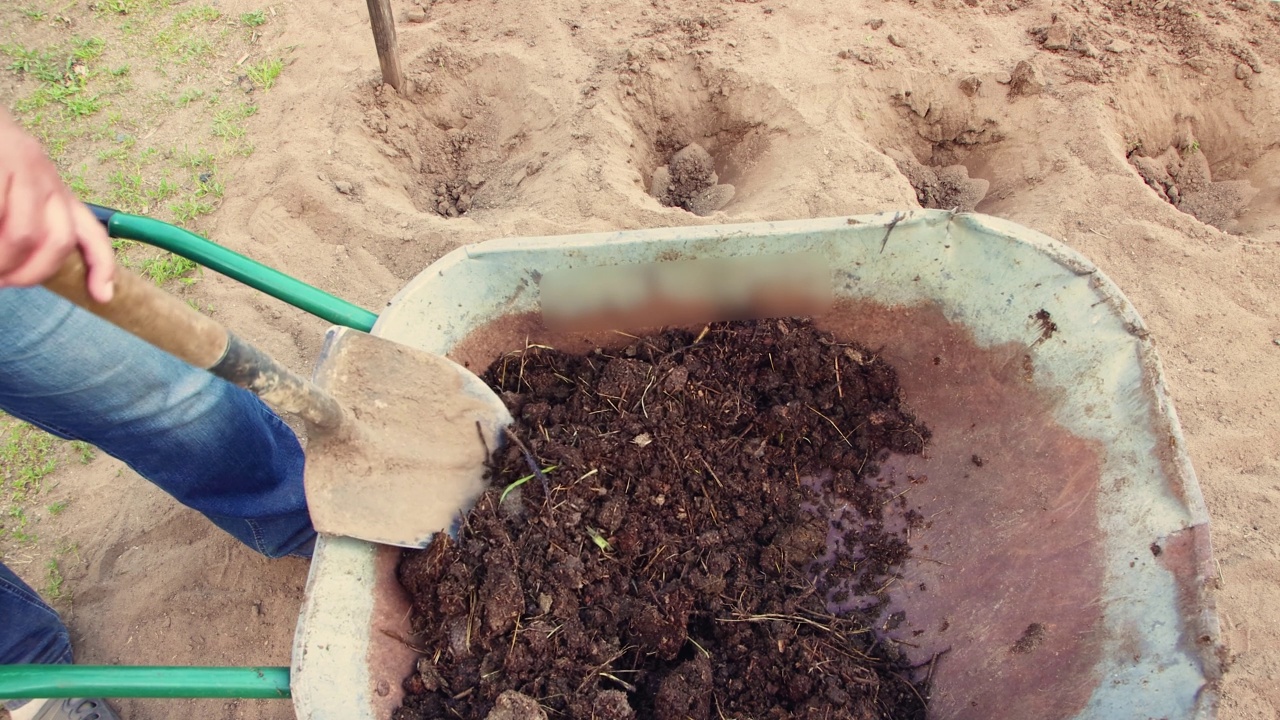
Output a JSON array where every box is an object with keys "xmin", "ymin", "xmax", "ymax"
[{"xmin": 0, "ymin": 287, "xmax": 313, "ymax": 673}]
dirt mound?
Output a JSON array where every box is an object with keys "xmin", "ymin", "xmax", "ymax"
[
  {"xmin": 1129, "ymin": 133, "xmax": 1261, "ymax": 234},
  {"xmin": 395, "ymin": 319, "xmax": 931, "ymax": 720},
  {"xmin": 649, "ymin": 143, "xmax": 736, "ymax": 215},
  {"xmin": 888, "ymin": 149, "xmax": 989, "ymax": 212}
]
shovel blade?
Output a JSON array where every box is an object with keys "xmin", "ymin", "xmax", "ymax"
[{"xmin": 304, "ymin": 327, "xmax": 512, "ymax": 547}]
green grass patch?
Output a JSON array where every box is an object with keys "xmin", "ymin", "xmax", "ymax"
[
  {"xmin": 46, "ymin": 542, "xmax": 81, "ymax": 601},
  {"xmin": 65, "ymin": 166, "xmax": 93, "ymax": 197},
  {"xmin": 0, "ymin": 419, "xmax": 63, "ymax": 544},
  {"xmin": 45, "ymin": 558, "xmax": 66, "ymax": 600},
  {"xmin": 146, "ymin": 175, "xmax": 181, "ymax": 204},
  {"xmin": 0, "ymin": 414, "xmax": 97, "ymax": 543},
  {"xmin": 169, "ymin": 197, "xmax": 215, "ymax": 225},
  {"xmin": 175, "ymin": 5, "xmax": 221, "ymax": 23},
  {"xmin": 140, "ymin": 253, "xmax": 200, "ymax": 285},
  {"xmin": 2, "ymin": 0, "xmax": 282, "ymax": 291},
  {"xmin": 240, "ymin": 10, "xmax": 267, "ymax": 27},
  {"xmin": 5, "ymin": 505, "xmax": 36, "ymax": 544},
  {"xmin": 1, "ymin": 420, "xmax": 58, "ymax": 500},
  {"xmin": 1, "ymin": 43, "xmax": 60, "ymax": 79},
  {"xmin": 95, "ymin": 0, "xmax": 166, "ymax": 16},
  {"xmin": 1, "ymin": 37, "xmax": 110, "ymax": 121},
  {"xmin": 106, "ymin": 167, "xmax": 146, "ymax": 211},
  {"xmin": 177, "ymin": 146, "xmax": 216, "ymax": 168},
  {"xmin": 176, "ymin": 87, "xmax": 205, "ymax": 106},
  {"xmin": 97, "ymin": 144, "xmax": 131, "ymax": 162},
  {"xmin": 152, "ymin": 4, "xmax": 223, "ymax": 63},
  {"xmin": 247, "ymin": 57, "xmax": 282, "ymax": 90},
  {"xmin": 212, "ymin": 102, "xmax": 257, "ymax": 140},
  {"xmin": 71, "ymin": 37, "xmax": 107, "ymax": 62}
]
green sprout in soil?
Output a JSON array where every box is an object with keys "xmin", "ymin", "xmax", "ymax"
[
  {"xmin": 587, "ymin": 527, "xmax": 613, "ymax": 553},
  {"xmin": 499, "ymin": 465, "xmax": 556, "ymax": 504}
]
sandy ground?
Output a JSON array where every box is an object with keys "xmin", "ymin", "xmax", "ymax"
[{"xmin": 4, "ymin": 0, "xmax": 1279, "ymax": 717}]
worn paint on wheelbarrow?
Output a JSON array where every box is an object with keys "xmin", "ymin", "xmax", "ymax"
[{"xmin": 292, "ymin": 211, "xmax": 1222, "ymax": 720}]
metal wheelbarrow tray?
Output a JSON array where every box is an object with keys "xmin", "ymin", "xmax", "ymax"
[{"xmin": 293, "ymin": 210, "xmax": 1222, "ymax": 720}]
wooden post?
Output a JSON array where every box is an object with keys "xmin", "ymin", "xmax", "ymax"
[{"xmin": 365, "ymin": 0, "xmax": 404, "ymax": 91}]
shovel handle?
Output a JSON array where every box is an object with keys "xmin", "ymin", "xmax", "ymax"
[{"xmin": 44, "ymin": 253, "xmax": 344, "ymax": 431}]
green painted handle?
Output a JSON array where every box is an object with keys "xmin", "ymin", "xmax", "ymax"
[
  {"xmin": 89, "ymin": 204, "xmax": 378, "ymax": 332},
  {"xmin": 0, "ymin": 665, "xmax": 290, "ymax": 699}
]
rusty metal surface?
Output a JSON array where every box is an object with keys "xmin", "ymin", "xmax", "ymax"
[
  {"xmin": 817, "ymin": 301, "xmax": 1106, "ymax": 719},
  {"xmin": 293, "ymin": 211, "xmax": 1221, "ymax": 720},
  {"xmin": 304, "ymin": 327, "xmax": 511, "ymax": 548}
]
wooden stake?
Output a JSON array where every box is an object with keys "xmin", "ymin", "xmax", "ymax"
[{"xmin": 365, "ymin": 0, "xmax": 404, "ymax": 91}]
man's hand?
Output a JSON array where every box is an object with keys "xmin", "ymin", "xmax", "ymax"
[{"xmin": 0, "ymin": 110, "xmax": 115, "ymax": 302}]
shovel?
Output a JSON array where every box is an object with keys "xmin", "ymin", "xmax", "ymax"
[{"xmin": 43, "ymin": 251, "xmax": 513, "ymax": 548}]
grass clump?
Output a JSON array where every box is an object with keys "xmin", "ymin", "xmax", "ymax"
[
  {"xmin": 240, "ymin": 9, "xmax": 267, "ymax": 27},
  {"xmin": 247, "ymin": 57, "xmax": 283, "ymax": 90},
  {"xmin": 0, "ymin": 419, "xmax": 100, "ymax": 547}
]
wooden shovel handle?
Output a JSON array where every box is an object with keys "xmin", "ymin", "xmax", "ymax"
[
  {"xmin": 44, "ymin": 253, "xmax": 344, "ymax": 431},
  {"xmin": 45, "ymin": 253, "xmax": 228, "ymax": 368}
]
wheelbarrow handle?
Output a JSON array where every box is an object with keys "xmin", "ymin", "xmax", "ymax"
[
  {"xmin": 0, "ymin": 665, "xmax": 290, "ymax": 699},
  {"xmin": 87, "ymin": 203, "xmax": 378, "ymax": 332}
]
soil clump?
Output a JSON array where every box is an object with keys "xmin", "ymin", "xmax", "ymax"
[
  {"xmin": 888, "ymin": 150, "xmax": 990, "ymax": 212},
  {"xmin": 649, "ymin": 143, "xmax": 736, "ymax": 216}
]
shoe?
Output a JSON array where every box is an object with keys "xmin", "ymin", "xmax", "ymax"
[{"xmin": 30, "ymin": 698, "xmax": 121, "ymax": 720}]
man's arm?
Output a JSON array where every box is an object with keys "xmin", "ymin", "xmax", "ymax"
[{"xmin": 0, "ymin": 109, "xmax": 115, "ymax": 302}]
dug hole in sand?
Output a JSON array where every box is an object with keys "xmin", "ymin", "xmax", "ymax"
[{"xmin": 8, "ymin": 0, "xmax": 1279, "ymax": 718}]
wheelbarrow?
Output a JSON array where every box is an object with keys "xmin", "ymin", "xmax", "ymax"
[{"xmin": 0, "ymin": 209, "xmax": 1223, "ymax": 720}]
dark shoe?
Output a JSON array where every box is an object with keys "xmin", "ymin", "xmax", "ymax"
[{"xmin": 31, "ymin": 698, "xmax": 122, "ymax": 720}]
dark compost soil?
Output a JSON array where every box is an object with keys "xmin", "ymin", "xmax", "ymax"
[{"xmin": 394, "ymin": 318, "xmax": 933, "ymax": 720}]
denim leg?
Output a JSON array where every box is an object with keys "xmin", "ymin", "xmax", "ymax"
[
  {"xmin": 0, "ymin": 561, "xmax": 72, "ymax": 674},
  {"xmin": 0, "ymin": 287, "xmax": 315, "ymax": 559}
]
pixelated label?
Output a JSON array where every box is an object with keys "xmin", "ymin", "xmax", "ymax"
[{"xmin": 541, "ymin": 253, "xmax": 832, "ymax": 331}]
